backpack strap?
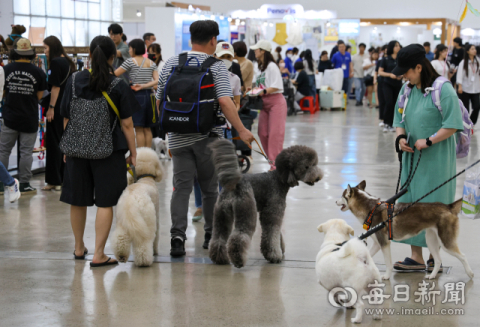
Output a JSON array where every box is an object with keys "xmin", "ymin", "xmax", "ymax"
[
  {"xmin": 87, "ymin": 69, "xmax": 121, "ymax": 120},
  {"xmin": 71, "ymin": 72, "xmax": 78, "ymax": 98},
  {"xmin": 201, "ymin": 56, "xmax": 221, "ymax": 70},
  {"xmin": 178, "ymin": 52, "xmax": 188, "ymax": 66},
  {"xmin": 398, "ymin": 84, "xmax": 412, "ymax": 123},
  {"xmin": 429, "ymin": 76, "xmax": 450, "ymax": 117}
]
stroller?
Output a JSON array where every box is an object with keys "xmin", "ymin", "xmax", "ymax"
[{"xmin": 230, "ymin": 97, "xmax": 258, "ymax": 174}]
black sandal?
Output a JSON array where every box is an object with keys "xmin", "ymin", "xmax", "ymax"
[
  {"xmin": 90, "ymin": 257, "xmax": 119, "ymax": 267},
  {"xmin": 73, "ymin": 248, "xmax": 88, "ymax": 260}
]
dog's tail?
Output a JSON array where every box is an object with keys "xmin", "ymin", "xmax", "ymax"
[
  {"xmin": 209, "ymin": 139, "xmax": 242, "ymax": 191},
  {"xmin": 117, "ymin": 189, "xmax": 156, "ymax": 241},
  {"xmin": 449, "ymin": 199, "xmax": 463, "ymax": 216}
]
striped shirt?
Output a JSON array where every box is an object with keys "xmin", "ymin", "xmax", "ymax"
[
  {"xmin": 120, "ymin": 58, "xmax": 157, "ymax": 85},
  {"xmin": 156, "ymin": 51, "xmax": 232, "ymax": 149}
]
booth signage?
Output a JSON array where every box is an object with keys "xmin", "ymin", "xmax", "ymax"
[{"xmin": 258, "ymin": 4, "xmax": 304, "ymax": 18}]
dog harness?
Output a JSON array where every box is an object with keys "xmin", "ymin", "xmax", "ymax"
[
  {"xmin": 330, "ymin": 240, "xmax": 368, "ymax": 252},
  {"xmin": 363, "ymin": 201, "xmax": 395, "ymax": 240},
  {"xmin": 8, "ymin": 34, "xmax": 23, "ymax": 42}
]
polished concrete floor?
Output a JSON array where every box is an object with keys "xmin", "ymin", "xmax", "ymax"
[{"xmin": 0, "ymin": 104, "xmax": 479, "ymax": 327}]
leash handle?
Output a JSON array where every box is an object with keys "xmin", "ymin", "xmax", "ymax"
[
  {"xmin": 127, "ymin": 164, "xmax": 138, "ymax": 183},
  {"xmin": 231, "ymin": 136, "xmax": 274, "ymax": 166}
]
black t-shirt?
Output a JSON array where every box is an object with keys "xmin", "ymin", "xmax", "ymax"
[
  {"xmin": 451, "ymin": 47, "xmax": 465, "ymax": 67},
  {"xmin": 229, "ymin": 62, "xmax": 244, "ymax": 88},
  {"xmin": 318, "ymin": 60, "xmax": 332, "ymax": 73},
  {"xmin": 48, "ymin": 57, "xmax": 72, "ymax": 112},
  {"xmin": 296, "ymin": 70, "xmax": 310, "ymax": 95},
  {"xmin": 375, "ymin": 58, "xmax": 383, "ymax": 84},
  {"xmin": 2, "ymin": 62, "xmax": 48, "ymax": 133},
  {"xmin": 60, "ymin": 70, "xmax": 140, "ymax": 152},
  {"xmin": 380, "ymin": 56, "xmax": 402, "ymax": 87}
]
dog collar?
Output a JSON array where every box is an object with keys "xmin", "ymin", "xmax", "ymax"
[
  {"xmin": 331, "ymin": 241, "xmax": 347, "ymax": 252},
  {"xmin": 137, "ymin": 174, "xmax": 156, "ymax": 181}
]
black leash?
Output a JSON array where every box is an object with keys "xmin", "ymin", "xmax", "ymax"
[{"xmin": 358, "ymin": 158, "xmax": 480, "ymax": 241}]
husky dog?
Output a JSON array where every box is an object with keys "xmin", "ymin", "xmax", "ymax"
[
  {"xmin": 316, "ymin": 219, "xmax": 382, "ymax": 324},
  {"xmin": 336, "ymin": 181, "xmax": 474, "ymax": 280},
  {"xmin": 208, "ymin": 140, "xmax": 323, "ymax": 268}
]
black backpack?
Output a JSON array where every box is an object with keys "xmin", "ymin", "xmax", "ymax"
[{"xmin": 160, "ymin": 53, "xmax": 221, "ymax": 134}]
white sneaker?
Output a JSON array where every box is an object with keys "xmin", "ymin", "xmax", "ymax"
[
  {"xmin": 389, "ymin": 126, "xmax": 396, "ymax": 132},
  {"xmin": 7, "ymin": 179, "xmax": 21, "ymax": 203},
  {"xmin": 379, "ymin": 122, "xmax": 385, "ymax": 127},
  {"xmin": 383, "ymin": 126, "xmax": 389, "ymax": 133}
]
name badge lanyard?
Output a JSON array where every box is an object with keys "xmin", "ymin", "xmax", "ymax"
[
  {"xmin": 342, "ymin": 56, "xmax": 347, "ymax": 70},
  {"xmin": 470, "ymin": 61, "xmax": 477, "ymax": 82}
]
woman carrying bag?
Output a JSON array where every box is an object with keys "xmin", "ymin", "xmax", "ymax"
[
  {"xmin": 251, "ymin": 40, "xmax": 287, "ymax": 170},
  {"xmin": 60, "ymin": 36, "xmax": 139, "ymax": 267},
  {"xmin": 115, "ymin": 39, "xmax": 159, "ymax": 148},
  {"xmin": 42, "ymin": 36, "xmax": 76, "ymax": 191},
  {"xmin": 392, "ymin": 44, "xmax": 464, "ymax": 272},
  {"xmin": 456, "ymin": 43, "xmax": 480, "ymax": 125}
]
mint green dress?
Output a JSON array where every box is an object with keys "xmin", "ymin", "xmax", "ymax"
[{"xmin": 392, "ymin": 82, "xmax": 464, "ymax": 247}]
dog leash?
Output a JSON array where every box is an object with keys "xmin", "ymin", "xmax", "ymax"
[
  {"xmin": 230, "ymin": 136, "xmax": 275, "ymax": 166},
  {"xmin": 127, "ymin": 164, "xmax": 138, "ymax": 183}
]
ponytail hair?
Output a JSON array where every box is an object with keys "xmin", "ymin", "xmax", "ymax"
[{"xmin": 89, "ymin": 36, "xmax": 116, "ymax": 93}]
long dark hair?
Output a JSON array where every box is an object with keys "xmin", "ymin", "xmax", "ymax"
[
  {"xmin": 275, "ymin": 46, "xmax": 282, "ymax": 62},
  {"xmin": 147, "ymin": 43, "xmax": 162, "ymax": 66},
  {"xmin": 407, "ymin": 58, "xmax": 440, "ymax": 93},
  {"xmin": 386, "ymin": 40, "xmax": 399, "ymax": 56},
  {"xmin": 247, "ymin": 49, "xmax": 256, "ymax": 62},
  {"xmin": 434, "ymin": 44, "xmax": 450, "ymax": 69},
  {"xmin": 259, "ymin": 51, "xmax": 277, "ymax": 72},
  {"xmin": 304, "ymin": 49, "xmax": 314, "ymax": 72},
  {"xmin": 43, "ymin": 35, "xmax": 76, "ymax": 73},
  {"xmin": 89, "ymin": 36, "xmax": 116, "ymax": 93},
  {"xmin": 463, "ymin": 43, "xmax": 479, "ymax": 78}
]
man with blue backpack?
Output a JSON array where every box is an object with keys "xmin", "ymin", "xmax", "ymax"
[
  {"xmin": 391, "ymin": 44, "xmax": 472, "ymax": 272},
  {"xmin": 155, "ymin": 20, "xmax": 254, "ymax": 257}
]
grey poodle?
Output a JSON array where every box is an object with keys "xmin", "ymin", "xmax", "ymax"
[{"xmin": 208, "ymin": 140, "xmax": 324, "ymax": 268}]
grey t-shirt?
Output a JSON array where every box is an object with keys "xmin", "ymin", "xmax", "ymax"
[
  {"xmin": 113, "ymin": 41, "xmax": 131, "ymax": 83},
  {"xmin": 352, "ymin": 53, "xmax": 367, "ymax": 78}
]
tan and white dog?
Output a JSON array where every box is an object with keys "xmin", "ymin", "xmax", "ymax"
[
  {"xmin": 336, "ymin": 181, "xmax": 474, "ymax": 280},
  {"xmin": 111, "ymin": 147, "xmax": 163, "ymax": 267},
  {"xmin": 316, "ymin": 219, "xmax": 382, "ymax": 324}
]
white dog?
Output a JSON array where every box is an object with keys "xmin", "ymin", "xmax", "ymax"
[
  {"xmin": 152, "ymin": 137, "xmax": 169, "ymax": 160},
  {"xmin": 316, "ymin": 219, "xmax": 382, "ymax": 324},
  {"xmin": 111, "ymin": 147, "xmax": 163, "ymax": 267}
]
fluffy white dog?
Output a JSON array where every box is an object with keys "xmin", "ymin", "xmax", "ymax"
[
  {"xmin": 111, "ymin": 147, "xmax": 163, "ymax": 267},
  {"xmin": 316, "ymin": 219, "xmax": 381, "ymax": 323},
  {"xmin": 152, "ymin": 137, "xmax": 169, "ymax": 160}
]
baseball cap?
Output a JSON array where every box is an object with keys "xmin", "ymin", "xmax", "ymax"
[
  {"xmin": 250, "ymin": 40, "xmax": 272, "ymax": 53},
  {"xmin": 392, "ymin": 44, "xmax": 426, "ymax": 76},
  {"xmin": 13, "ymin": 38, "xmax": 35, "ymax": 56},
  {"xmin": 216, "ymin": 42, "xmax": 234, "ymax": 57}
]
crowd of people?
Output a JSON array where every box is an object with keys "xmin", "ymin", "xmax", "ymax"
[{"xmin": 0, "ymin": 20, "xmax": 475, "ymax": 270}]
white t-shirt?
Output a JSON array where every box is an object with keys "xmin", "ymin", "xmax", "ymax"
[
  {"xmin": 229, "ymin": 72, "xmax": 242, "ymax": 96},
  {"xmin": 255, "ymin": 62, "xmax": 284, "ymax": 94},
  {"xmin": 352, "ymin": 53, "xmax": 367, "ymax": 78},
  {"xmin": 157, "ymin": 61, "xmax": 165, "ymax": 74},
  {"xmin": 363, "ymin": 58, "xmax": 376, "ymax": 76},
  {"xmin": 431, "ymin": 59, "xmax": 449, "ymax": 79}
]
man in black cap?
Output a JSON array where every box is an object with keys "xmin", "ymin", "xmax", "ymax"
[{"xmin": 451, "ymin": 37, "xmax": 464, "ymax": 87}]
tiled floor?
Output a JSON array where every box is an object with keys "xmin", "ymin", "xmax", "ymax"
[{"xmin": 0, "ymin": 104, "xmax": 478, "ymax": 326}]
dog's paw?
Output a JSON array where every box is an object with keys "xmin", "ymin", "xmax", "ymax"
[
  {"xmin": 262, "ymin": 246, "xmax": 283, "ymax": 264},
  {"xmin": 425, "ymin": 274, "xmax": 437, "ymax": 280},
  {"xmin": 381, "ymin": 274, "xmax": 390, "ymax": 280},
  {"xmin": 209, "ymin": 242, "xmax": 230, "ymax": 265},
  {"xmin": 118, "ymin": 256, "xmax": 128, "ymax": 263},
  {"xmin": 373, "ymin": 314, "xmax": 382, "ymax": 320},
  {"xmin": 351, "ymin": 317, "xmax": 362, "ymax": 324}
]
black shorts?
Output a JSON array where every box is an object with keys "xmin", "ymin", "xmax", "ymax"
[
  {"xmin": 60, "ymin": 151, "xmax": 127, "ymax": 207},
  {"xmin": 132, "ymin": 89, "xmax": 159, "ymax": 127}
]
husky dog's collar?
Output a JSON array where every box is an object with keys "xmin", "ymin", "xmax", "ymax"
[{"xmin": 137, "ymin": 174, "xmax": 156, "ymax": 181}]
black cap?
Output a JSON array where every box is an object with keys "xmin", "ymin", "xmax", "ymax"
[{"xmin": 392, "ymin": 44, "xmax": 426, "ymax": 76}]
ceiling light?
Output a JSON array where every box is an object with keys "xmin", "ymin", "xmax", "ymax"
[
  {"xmin": 269, "ymin": 23, "xmax": 273, "ymax": 27},
  {"xmin": 241, "ymin": 21, "xmax": 245, "ymax": 25},
  {"xmin": 220, "ymin": 15, "xmax": 224, "ymax": 20},
  {"xmin": 399, "ymin": 22, "xmax": 410, "ymax": 26},
  {"xmin": 188, "ymin": 5, "xmax": 194, "ymax": 11},
  {"xmin": 435, "ymin": 21, "xmax": 443, "ymax": 26},
  {"xmin": 136, "ymin": 10, "xmax": 141, "ymax": 17},
  {"xmin": 384, "ymin": 22, "xmax": 387, "ymax": 24},
  {"xmin": 360, "ymin": 22, "xmax": 370, "ymax": 26},
  {"xmin": 227, "ymin": 17, "xmax": 232, "ymax": 22}
]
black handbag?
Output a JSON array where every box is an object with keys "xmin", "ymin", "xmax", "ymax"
[
  {"xmin": 364, "ymin": 74, "xmax": 374, "ymax": 84},
  {"xmin": 246, "ymin": 96, "xmax": 263, "ymax": 110}
]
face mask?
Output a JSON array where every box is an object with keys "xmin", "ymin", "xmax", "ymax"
[
  {"xmin": 287, "ymin": 54, "xmax": 293, "ymax": 59},
  {"xmin": 148, "ymin": 54, "xmax": 156, "ymax": 61},
  {"xmin": 279, "ymin": 63, "xmax": 285, "ymax": 68},
  {"xmin": 222, "ymin": 59, "xmax": 232, "ymax": 69}
]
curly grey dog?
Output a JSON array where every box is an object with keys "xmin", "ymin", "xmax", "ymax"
[{"xmin": 208, "ymin": 140, "xmax": 324, "ymax": 268}]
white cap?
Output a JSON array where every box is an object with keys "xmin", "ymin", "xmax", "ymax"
[
  {"xmin": 250, "ymin": 40, "xmax": 272, "ymax": 53},
  {"xmin": 216, "ymin": 42, "xmax": 234, "ymax": 57}
]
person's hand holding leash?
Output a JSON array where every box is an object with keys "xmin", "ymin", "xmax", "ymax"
[
  {"xmin": 239, "ymin": 128, "xmax": 254, "ymax": 144},
  {"xmin": 399, "ymin": 138, "xmax": 414, "ymax": 153},
  {"xmin": 415, "ymin": 139, "xmax": 429, "ymax": 151}
]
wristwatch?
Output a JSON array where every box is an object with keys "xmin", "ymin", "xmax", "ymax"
[
  {"xmin": 49, "ymin": 104, "xmax": 54, "ymax": 109},
  {"xmin": 263, "ymin": 89, "xmax": 267, "ymax": 95},
  {"xmin": 426, "ymin": 137, "xmax": 433, "ymax": 147}
]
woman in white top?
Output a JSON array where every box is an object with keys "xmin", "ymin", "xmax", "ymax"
[
  {"xmin": 251, "ymin": 40, "xmax": 287, "ymax": 170},
  {"xmin": 431, "ymin": 44, "xmax": 454, "ymax": 80},
  {"xmin": 115, "ymin": 39, "xmax": 159, "ymax": 148},
  {"xmin": 457, "ymin": 43, "xmax": 480, "ymax": 125},
  {"xmin": 363, "ymin": 50, "xmax": 379, "ymax": 108}
]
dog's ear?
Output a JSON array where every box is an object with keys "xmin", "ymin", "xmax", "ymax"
[
  {"xmin": 348, "ymin": 226, "xmax": 354, "ymax": 236},
  {"xmin": 287, "ymin": 171, "xmax": 299, "ymax": 187},
  {"xmin": 154, "ymin": 160, "xmax": 163, "ymax": 182},
  {"xmin": 357, "ymin": 180, "xmax": 366, "ymax": 191},
  {"xmin": 346, "ymin": 184, "xmax": 352, "ymax": 197},
  {"xmin": 317, "ymin": 224, "xmax": 325, "ymax": 233}
]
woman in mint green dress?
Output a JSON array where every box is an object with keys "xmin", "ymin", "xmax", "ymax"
[{"xmin": 391, "ymin": 44, "xmax": 464, "ymax": 272}]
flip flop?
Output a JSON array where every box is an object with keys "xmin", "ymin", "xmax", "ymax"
[
  {"xmin": 427, "ymin": 259, "xmax": 443, "ymax": 273},
  {"xmin": 73, "ymin": 248, "xmax": 88, "ymax": 260},
  {"xmin": 393, "ymin": 257, "xmax": 426, "ymax": 271},
  {"xmin": 90, "ymin": 257, "xmax": 119, "ymax": 267}
]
